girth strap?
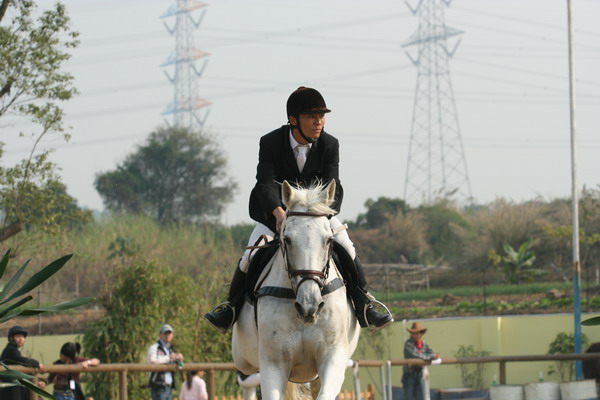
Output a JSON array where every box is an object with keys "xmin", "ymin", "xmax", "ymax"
[{"xmin": 254, "ymin": 277, "xmax": 345, "ymax": 300}]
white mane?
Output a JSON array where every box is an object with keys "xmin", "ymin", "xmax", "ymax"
[{"xmin": 284, "ymin": 181, "xmax": 337, "ymax": 215}]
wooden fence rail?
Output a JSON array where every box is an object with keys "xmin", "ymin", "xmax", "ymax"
[{"xmin": 9, "ymin": 353, "xmax": 600, "ymax": 400}]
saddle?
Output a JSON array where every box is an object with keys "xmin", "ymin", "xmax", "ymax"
[{"xmin": 245, "ymin": 239, "xmax": 280, "ymax": 304}]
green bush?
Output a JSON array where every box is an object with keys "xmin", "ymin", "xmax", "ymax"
[
  {"xmin": 547, "ymin": 332, "xmax": 590, "ymax": 381},
  {"xmin": 82, "ymin": 257, "xmax": 233, "ymax": 400},
  {"xmin": 454, "ymin": 345, "xmax": 491, "ymax": 389}
]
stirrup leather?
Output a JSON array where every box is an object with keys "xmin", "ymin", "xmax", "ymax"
[
  {"xmin": 208, "ymin": 302, "xmax": 236, "ymax": 332},
  {"xmin": 362, "ymin": 298, "xmax": 394, "ymax": 333}
]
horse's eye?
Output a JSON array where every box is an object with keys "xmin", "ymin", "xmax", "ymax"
[{"xmin": 283, "ymin": 236, "xmax": 291, "ymax": 245}]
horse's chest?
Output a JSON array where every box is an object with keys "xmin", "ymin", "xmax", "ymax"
[{"xmin": 258, "ymin": 303, "xmax": 344, "ymax": 356}]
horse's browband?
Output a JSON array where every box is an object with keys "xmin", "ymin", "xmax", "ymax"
[{"xmin": 286, "ymin": 211, "xmax": 332, "ymax": 218}]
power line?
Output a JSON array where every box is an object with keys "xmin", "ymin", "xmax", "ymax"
[{"xmin": 453, "ymin": 4, "xmax": 600, "ymax": 37}]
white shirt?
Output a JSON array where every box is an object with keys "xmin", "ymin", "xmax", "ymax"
[
  {"xmin": 289, "ymin": 129, "xmax": 312, "ymax": 172},
  {"xmin": 147, "ymin": 339, "xmax": 173, "ymax": 385}
]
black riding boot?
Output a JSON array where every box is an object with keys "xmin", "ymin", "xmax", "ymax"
[
  {"xmin": 351, "ymin": 256, "xmax": 394, "ymax": 330},
  {"xmin": 332, "ymin": 242, "xmax": 393, "ymax": 331},
  {"xmin": 204, "ymin": 265, "xmax": 247, "ymax": 334}
]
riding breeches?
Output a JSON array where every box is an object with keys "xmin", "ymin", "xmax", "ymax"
[{"xmin": 239, "ymin": 216, "xmax": 356, "ymax": 273}]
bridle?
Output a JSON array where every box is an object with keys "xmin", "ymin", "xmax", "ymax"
[{"xmin": 280, "ymin": 211, "xmax": 334, "ymax": 294}]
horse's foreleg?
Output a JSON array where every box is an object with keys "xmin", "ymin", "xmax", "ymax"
[
  {"xmin": 314, "ymin": 354, "xmax": 349, "ymax": 400},
  {"xmin": 310, "ymin": 378, "xmax": 321, "ymax": 400},
  {"xmin": 259, "ymin": 365, "xmax": 289, "ymax": 400},
  {"xmin": 242, "ymin": 386, "xmax": 257, "ymax": 400}
]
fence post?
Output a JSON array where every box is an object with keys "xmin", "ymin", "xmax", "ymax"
[
  {"xmin": 118, "ymin": 369, "xmax": 128, "ymax": 400},
  {"xmin": 499, "ymin": 361, "xmax": 506, "ymax": 384},
  {"xmin": 386, "ymin": 360, "xmax": 392, "ymax": 400},
  {"xmin": 352, "ymin": 361, "xmax": 361, "ymax": 400},
  {"xmin": 207, "ymin": 369, "xmax": 216, "ymax": 400}
]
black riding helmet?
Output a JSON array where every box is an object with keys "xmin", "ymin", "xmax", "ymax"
[
  {"xmin": 8, "ymin": 325, "xmax": 28, "ymax": 338},
  {"xmin": 286, "ymin": 87, "xmax": 331, "ymax": 143}
]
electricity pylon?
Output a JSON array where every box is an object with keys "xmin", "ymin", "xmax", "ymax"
[
  {"xmin": 161, "ymin": 0, "xmax": 211, "ymax": 129},
  {"xmin": 403, "ymin": 0, "xmax": 472, "ymax": 205}
]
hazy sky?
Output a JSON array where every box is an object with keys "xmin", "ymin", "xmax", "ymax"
[{"xmin": 3, "ymin": 0, "xmax": 599, "ymax": 225}]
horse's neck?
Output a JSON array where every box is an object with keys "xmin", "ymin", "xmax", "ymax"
[{"xmin": 259, "ymin": 249, "xmax": 291, "ymax": 288}]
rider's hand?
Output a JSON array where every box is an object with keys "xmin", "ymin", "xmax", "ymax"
[{"xmin": 273, "ymin": 207, "xmax": 286, "ymax": 233}]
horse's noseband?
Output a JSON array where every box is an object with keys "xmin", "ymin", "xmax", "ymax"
[{"xmin": 281, "ymin": 211, "xmax": 334, "ymax": 294}]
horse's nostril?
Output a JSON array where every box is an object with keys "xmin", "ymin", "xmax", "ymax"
[
  {"xmin": 294, "ymin": 302, "xmax": 305, "ymax": 317},
  {"xmin": 317, "ymin": 301, "xmax": 325, "ymax": 314}
]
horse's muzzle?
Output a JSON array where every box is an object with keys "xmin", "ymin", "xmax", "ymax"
[{"xmin": 294, "ymin": 300, "xmax": 325, "ymax": 324}]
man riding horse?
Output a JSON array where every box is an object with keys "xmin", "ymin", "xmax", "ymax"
[{"xmin": 205, "ymin": 86, "xmax": 393, "ymax": 332}]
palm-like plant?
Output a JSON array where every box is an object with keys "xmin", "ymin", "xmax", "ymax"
[
  {"xmin": 501, "ymin": 240, "xmax": 538, "ymax": 284},
  {"xmin": 0, "ymin": 249, "xmax": 92, "ymax": 399}
]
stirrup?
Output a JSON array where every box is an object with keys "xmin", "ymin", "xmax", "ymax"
[
  {"xmin": 363, "ymin": 299, "xmax": 394, "ymax": 333},
  {"xmin": 206, "ymin": 302, "xmax": 236, "ymax": 334}
]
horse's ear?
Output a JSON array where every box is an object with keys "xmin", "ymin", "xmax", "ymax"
[
  {"xmin": 282, "ymin": 180, "xmax": 294, "ymax": 207},
  {"xmin": 323, "ymin": 179, "xmax": 336, "ymax": 206}
]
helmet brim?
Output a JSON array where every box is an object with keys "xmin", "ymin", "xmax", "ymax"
[{"xmin": 297, "ymin": 108, "xmax": 331, "ymax": 115}]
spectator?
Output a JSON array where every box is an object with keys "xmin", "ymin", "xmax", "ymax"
[
  {"xmin": 0, "ymin": 325, "xmax": 45, "ymax": 400},
  {"xmin": 402, "ymin": 322, "xmax": 440, "ymax": 400},
  {"xmin": 47, "ymin": 342, "xmax": 100, "ymax": 400},
  {"xmin": 147, "ymin": 324, "xmax": 184, "ymax": 400},
  {"xmin": 179, "ymin": 370, "xmax": 207, "ymax": 400}
]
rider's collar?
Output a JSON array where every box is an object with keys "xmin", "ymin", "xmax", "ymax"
[{"xmin": 289, "ymin": 128, "xmax": 313, "ymax": 151}]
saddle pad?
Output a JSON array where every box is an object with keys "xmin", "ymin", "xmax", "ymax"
[{"xmin": 245, "ymin": 240, "xmax": 280, "ymax": 304}]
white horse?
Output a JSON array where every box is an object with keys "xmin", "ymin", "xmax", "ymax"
[{"xmin": 232, "ymin": 179, "xmax": 360, "ymax": 400}]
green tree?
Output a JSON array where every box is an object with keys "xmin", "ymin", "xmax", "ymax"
[
  {"xmin": 82, "ymin": 249, "xmax": 234, "ymax": 400},
  {"xmin": 351, "ymin": 197, "xmax": 409, "ymax": 229},
  {"xmin": 352, "ymin": 211, "xmax": 429, "ymax": 263},
  {"xmin": 0, "ymin": 0, "xmax": 88, "ymax": 244},
  {"xmin": 95, "ymin": 126, "xmax": 238, "ymax": 224},
  {"xmin": 416, "ymin": 201, "xmax": 471, "ymax": 264}
]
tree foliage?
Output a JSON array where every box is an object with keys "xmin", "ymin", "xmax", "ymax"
[
  {"xmin": 0, "ymin": 0, "xmax": 89, "ymax": 244},
  {"xmin": 95, "ymin": 126, "xmax": 238, "ymax": 224},
  {"xmin": 82, "ymin": 245, "xmax": 234, "ymax": 400},
  {"xmin": 416, "ymin": 201, "xmax": 471, "ymax": 264},
  {"xmin": 351, "ymin": 196, "xmax": 409, "ymax": 229},
  {"xmin": 352, "ymin": 211, "xmax": 429, "ymax": 263},
  {"xmin": 0, "ymin": 0, "xmax": 78, "ymax": 126}
]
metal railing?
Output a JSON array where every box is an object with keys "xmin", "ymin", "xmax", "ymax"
[{"xmin": 10, "ymin": 353, "xmax": 600, "ymax": 400}]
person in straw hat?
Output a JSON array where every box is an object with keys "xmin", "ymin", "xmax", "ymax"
[{"xmin": 402, "ymin": 322, "xmax": 440, "ymax": 400}]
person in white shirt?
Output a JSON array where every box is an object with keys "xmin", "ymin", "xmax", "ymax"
[{"xmin": 147, "ymin": 324, "xmax": 184, "ymax": 400}]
